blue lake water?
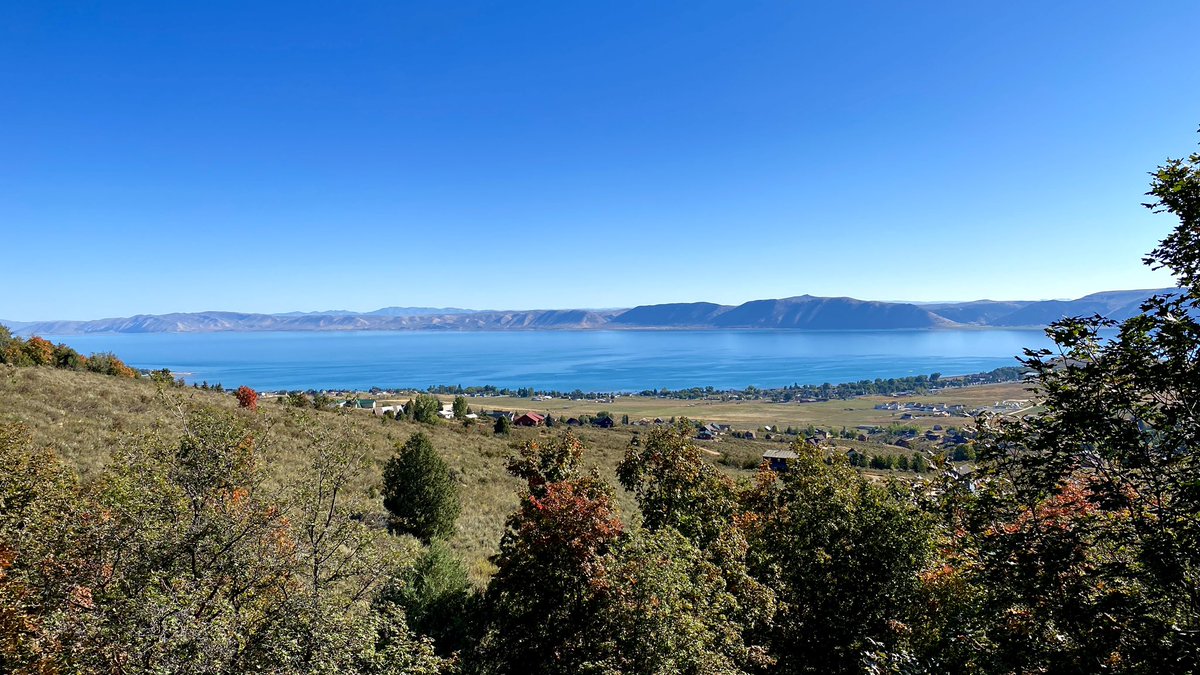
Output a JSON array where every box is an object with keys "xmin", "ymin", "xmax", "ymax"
[{"xmin": 38, "ymin": 329, "xmax": 1055, "ymax": 392}]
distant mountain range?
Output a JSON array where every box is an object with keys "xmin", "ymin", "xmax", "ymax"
[{"xmin": 4, "ymin": 289, "xmax": 1174, "ymax": 335}]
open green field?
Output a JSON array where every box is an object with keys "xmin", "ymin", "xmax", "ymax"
[{"xmin": 437, "ymin": 381, "xmax": 1035, "ymax": 433}]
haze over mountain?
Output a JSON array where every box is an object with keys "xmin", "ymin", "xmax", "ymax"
[
  {"xmin": 237, "ymin": 307, "xmax": 477, "ymax": 318},
  {"xmin": 4, "ymin": 289, "xmax": 1174, "ymax": 336}
]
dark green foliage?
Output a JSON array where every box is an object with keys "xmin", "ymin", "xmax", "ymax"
[
  {"xmin": 911, "ymin": 452, "xmax": 928, "ymax": 472},
  {"xmin": 378, "ymin": 540, "xmax": 475, "ymax": 656},
  {"xmin": 84, "ymin": 351, "xmax": 137, "ymax": 377},
  {"xmin": 382, "ymin": 432, "xmax": 461, "ymax": 542},
  {"xmin": 616, "ymin": 419, "xmax": 737, "ymax": 548},
  {"xmin": 493, "ymin": 414, "xmax": 511, "ymax": 435},
  {"xmin": 51, "ymin": 342, "xmax": 86, "ymax": 369},
  {"xmin": 742, "ymin": 445, "xmax": 932, "ymax": 673},
  {"xmin": 451, "ymin": 395, "xmax": 469, "ymax": 420},
  {"xmin": 583, "ymin": 528, "xmax": 771, "ymax": 673},
  {"xmin": 409, "ymin": 394, "xmax": 441, "ymax": 424},
  {"xmin": 506, "ymin": 431, "xmax": 584, "ymax": 491}
]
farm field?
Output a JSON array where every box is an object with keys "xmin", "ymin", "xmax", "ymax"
[{"xmin": 436, "ymin": 381, "xmax": 1035, "ymax": 432}]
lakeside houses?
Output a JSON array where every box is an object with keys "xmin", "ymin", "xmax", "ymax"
[
  {"xmin": 339, "ymin": 398, "xmax": 377, "ymax": 410},
  {"xmin": 874, "ymin": 401, "xmax": 967, "ymax": 417}
]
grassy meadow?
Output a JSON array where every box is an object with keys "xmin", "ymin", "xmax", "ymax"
[
  {"xmin": 0, "ymin": 364, "xmax": 1006, "ymax": 582},
  {"xmin": 0, "ymin": 365, "xmax": 659, "ymax": 582}
]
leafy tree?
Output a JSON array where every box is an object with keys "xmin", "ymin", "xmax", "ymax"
[
  {"xmin": 382, "ymin": 432, "xmax": 461, "ymax": 542},
  {"xmin": 0, "ymin": 326, "xmax": 33, "ymax": 367},
  {"xmin": 616, "ymin": 419, "xmax": 737, "ymax": 548},
  {"xmin": 494, "ymin": 414, "xmax": 511, "ymax": 435},
  {"xmin": 507, "ymin": 431, "xmax": 584, "ymax": 491},
  {"xmin": 22, "ymin": 336, "xmax": 54, "ymax": 366},
  {"xmin": 615, "ymin": 419, "xmax": 776, "ymax": 669},
  {"xmin": 472, "ymin": 473, "xmax": 623, "ymax": 674},
  {"xmin": 83, "ymin": 351, "xmax": 137, "ymax": 378},
  {"xmin": 409, "ymin": 394, "xmax": 441, "ymax": 424},
  {"xmin": 741, "ymin": 444, "xmax": 932, "ymax": 673},
  {"xmin": 938, "ymin": 133, "xmax": 1200, "ymax": 672},
  {"xmin": 378, "ymin": 539, "xmax": 475, "ymax": 657},
  {"xmin": 234, "ymin": 385, "xmax": 258, "ymax": 410},
  {"xmin": 452, "ymin": 395, "xmax": 469, "ymax": 420},
  {"xmin": 582, "ymin": 528, "xmax": 773, "ymax": 673}
]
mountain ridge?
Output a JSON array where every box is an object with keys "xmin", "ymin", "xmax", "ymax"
[{"xmin": 5, "ymin": 288, "xmax": 1176, "ymax": 335}]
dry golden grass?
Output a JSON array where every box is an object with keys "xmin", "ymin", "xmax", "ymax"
[
  {"xmin": 2, "ymin": 365, "xmax": 982, "ymax": 582},
  {"xmin": 0, "ymin": 366, "xmax": 655, "ymax": 583}
]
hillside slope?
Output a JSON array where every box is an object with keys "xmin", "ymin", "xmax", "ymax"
[{"xmin": 0, "ymin": 365, "xmax": 640, "ymax": 581}]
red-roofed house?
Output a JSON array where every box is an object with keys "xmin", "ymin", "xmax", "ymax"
[{"xmin": 513, "ymin": 412, "xmax": 546, "ymax": 427}]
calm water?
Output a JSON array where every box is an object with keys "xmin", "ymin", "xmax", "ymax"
[{"xmin": 38, "ymin": 329, "xmax": 1054, "ymax": 392}]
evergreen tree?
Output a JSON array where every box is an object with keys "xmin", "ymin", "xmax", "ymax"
[
  {"xmin": 452, "ymin": 395, "xmax": 469, "ymax": 420},
  {"xmin": 382, "ymin": 432, "xmax": 461, "ymax": 542},
  {"xmin": 409, "ymin": 394, "xmax": 441, "ymax": 424}
]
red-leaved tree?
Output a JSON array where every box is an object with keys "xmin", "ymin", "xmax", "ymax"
[{"xmin": 235, "ymin": 386, "xmax": 258, "ymax": 411}]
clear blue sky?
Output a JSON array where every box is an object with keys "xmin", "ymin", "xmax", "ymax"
[{"xmin": 3, "ymin": 1, "xmax": 1198, "ymax": 321}]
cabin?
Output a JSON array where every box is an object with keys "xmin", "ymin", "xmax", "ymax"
[
  {"xmin": 513, "ymin": 412, "xmax": 545, "ymax": 427},
  {"xmin": 695, "ymin": 430, "xmax": 716, "ymax": 441},
  {"xmin": 593, "ymin": 416, "xmax": 615, "ymax": 428},
  {"xmin": 762, "ymin": 448, "xmax": 800, "ymax": 472}
]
